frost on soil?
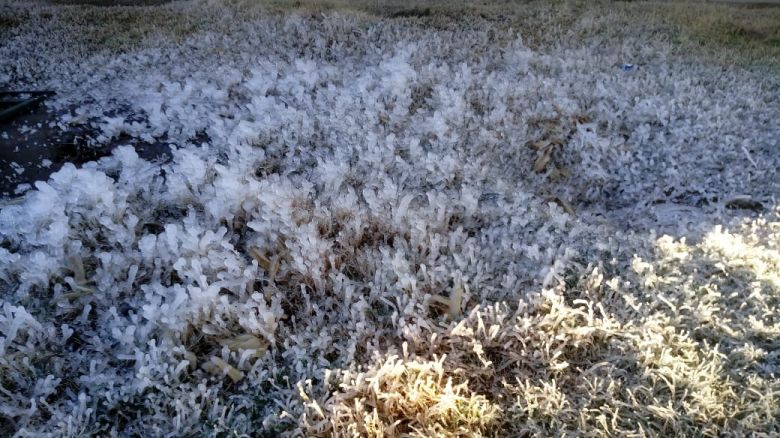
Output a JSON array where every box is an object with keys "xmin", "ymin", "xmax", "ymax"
[{"xmin": 0, "ymin": 1, "xmax": 778, "ymax": 436}]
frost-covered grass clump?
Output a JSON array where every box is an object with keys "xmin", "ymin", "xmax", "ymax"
[{"xmin": 0, "ymin": 0, "xmax": 779, "ymax": 436}]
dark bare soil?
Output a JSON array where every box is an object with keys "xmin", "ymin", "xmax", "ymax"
[{"xmin": 0, "ymin": 100, "xmax": 170, "ymax": 197}]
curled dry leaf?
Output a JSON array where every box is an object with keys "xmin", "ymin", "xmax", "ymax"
[
  {"xmin": 249, "ymin": 246, "xmax": 272, "ymax": 271},
  {"xmin": 429, "ymin": 282, "xmax": 464, "ymax": 318},
  {"xmin": 202, "ymin": 356, "xmax": 245, "ymax": 383},
  {"xmin": 534, "ymin": 147, "xmax": 553, "ymax": 173},
  {"xmin": 218, "ymin": 333, "xmax": 269, "ymax": 359},
  {"xmin": 530, "ymin": 138, "xmax": 565, "ymax": 173}
]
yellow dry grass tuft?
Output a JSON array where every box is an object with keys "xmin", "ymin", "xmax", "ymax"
[{"xmin": 302, "ymin": 355, "xmax": 500, "ymax": 437}]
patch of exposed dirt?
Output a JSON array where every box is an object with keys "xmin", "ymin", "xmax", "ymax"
[{"xmin": 0, "ymin": 98, "xmax": 170, "ymax": 197}]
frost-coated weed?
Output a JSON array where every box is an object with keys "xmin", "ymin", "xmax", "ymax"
[{"xmin": 0, "ymin": 0, "xmax": 778, "ymax": 436}]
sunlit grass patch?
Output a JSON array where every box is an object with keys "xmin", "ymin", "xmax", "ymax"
[
  {"xmin": 304, "ymin": 209, "xmax": 780, "ymax": 435},
  {"xmin": 302, "ymin": 355, "xmax": 500, "ymax": 437}
]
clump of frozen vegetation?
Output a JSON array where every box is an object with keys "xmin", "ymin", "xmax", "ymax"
[{"xmin": 0, "ymin": 0, "xmax": 778, "ymax": 436}]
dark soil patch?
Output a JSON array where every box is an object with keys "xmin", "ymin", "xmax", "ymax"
[{"xmin": 0, "ymin": 98, "xmax": 171, "ymax": 198}]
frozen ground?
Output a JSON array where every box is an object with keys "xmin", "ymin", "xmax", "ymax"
[{"xmin": 0, "ymin": 0, "xmax": 778, "ymax": 436}]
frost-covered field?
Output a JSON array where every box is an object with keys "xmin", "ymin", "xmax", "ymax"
[{"xmin": 1, "ymin": 0, "xmax": 779, "ymax": 436}]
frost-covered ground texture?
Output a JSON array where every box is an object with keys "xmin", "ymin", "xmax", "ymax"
[{"xmin": 1, "ymin": 0, "xmax": 779, "ymax": 436}]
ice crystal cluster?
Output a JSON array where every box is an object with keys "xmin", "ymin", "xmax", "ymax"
[{"xmin": 0, "ymin": 1, "xmax": 778, "ymax": 436}]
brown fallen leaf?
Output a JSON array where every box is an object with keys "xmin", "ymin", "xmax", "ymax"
[
  {"xmin": 202, "ymin": 356, "xmax": 244, "ymax": 383},
  {"xmin": 217, "ymin": 333, "xmax": 269, "ymax": 359},
  {"xmin": 530, "ymin": 137, "xmax": 565, "ymax": 173},
  {"xmin": 249, "ymin": 247, "xmax": 271, "ymax": 270},
  {"xmin": 534, "ymin": 145, "xmax": 554, "ymax": 173},
  {"xmin": 529, "ymin": 140, "xmax": 547, "ymax": 151},
  {"xmin": 576, "ymin": 114, "xmax": 591, "ymax": 124},
  {"xmin": 429, "ymin": 283, "xmax": 463, "ymax": 319}
]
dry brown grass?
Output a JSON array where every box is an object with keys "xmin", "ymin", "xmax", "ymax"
[
  {"xmin": 640, "ymin": 1, "xmax": 780, "ymax": 71},
  {"xmin": 25, "ymin": 0, "xmax": 780, "ymax": 70},
  {"xmin": 246, "ymin": 0, "xmax": 780, "ymax": 71},
  {"xmin": 7, "ymin": 1, "xmax": 207, "ymax": 54}
]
